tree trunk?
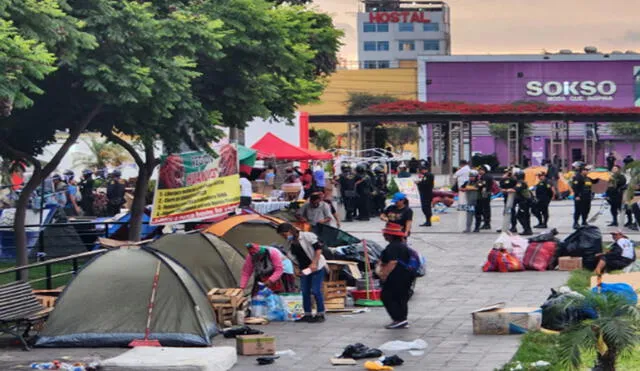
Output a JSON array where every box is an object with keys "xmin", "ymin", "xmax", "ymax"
[
  {"xmin": 125, "ymin": 141, "xmax": 157, "ymax": 242},
  {"xmin": 596, "ymin": 349, "xmax": 617, "ymax": 371},
  {"xmin": 11, "ymin": 104, "xmax": 102, "ymax": 280}
]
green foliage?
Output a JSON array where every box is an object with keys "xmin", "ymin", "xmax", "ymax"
[
  {"xmin": 499, "ymin": 332, "xmax": 558, "ymax": 371},
  {"xmin": 387, "ymin": 177, "xmax": 399, "ymax": 196},
  {"xmin": 622, "ymin": 160, "xmax": 640, "ymax": 204},
  {"xmin": 384, "ymin": 124, "xmax": 418, "ymax": 151},
  {"xmin": 610, "ymin": 123, "xmax": 640, "ymax": 141},
  {"xmin": 309, "ymin": 128, "xmax": 335, "ymax": 150},
  {"xmin": 0, "ymin": 0, "xmax": 95, "ymax": 114},
  {"xmin": 346, "ymin": 92, "xmax": 398, "ymax": 115},
  {"xmin": 566, "ymin": 269, "xmax": 593, "ymax": 292},
  {"xmin": 556, "ymin": 291, "xmax": 640, "ymax": 370},
  {"xmin": 488, "ymin": 123, "xmax": 533, "ymax": 141}
]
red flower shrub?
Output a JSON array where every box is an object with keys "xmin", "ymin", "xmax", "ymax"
[{"xmin": 367, "ymin": 101, "xmax": 640, "ymax": 115}]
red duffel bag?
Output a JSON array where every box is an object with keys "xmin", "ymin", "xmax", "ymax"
[
  {"xmin": 483, "ymin": 248, "xmax": 524, "ymax": 273},
  {"xmin": 523, "ymin": 241, "xmax": 557, "ymax": 271}
]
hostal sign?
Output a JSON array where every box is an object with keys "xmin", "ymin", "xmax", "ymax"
[
  {"xmin": 368, "ymin": 11, "xmax": 430, "ymax": 24},
  {"xmin": 526, "ymin": 80, "xmax": 617, "ymax": 102}
]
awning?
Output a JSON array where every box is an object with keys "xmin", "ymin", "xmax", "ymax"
[
  {"xmin": 237, "ymin": 144, "xmax": 257, "ymax": 167},
  {"xmin": 251, "ymin": 133, "xmax": 332, "ymax": 161}
]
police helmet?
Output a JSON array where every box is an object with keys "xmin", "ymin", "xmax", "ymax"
[
  {"xmin": 51, "ymin": 174, "xmax": 61, "ymax": 182},
  {"xmin": 374, "ymin": 164, "xmax": 385, "ymax": 173},
  {"xmin": 513, "ymin": 169, "xmax": 525, "ymax": 180},
  {"xmin": 469, "ymin": 170, "xmax": 479, "ymax": 177},
  {"xmin": 63, "ymin": 169, "xmax": 74, "ymax": 177},
  {"xmin": 82, "ymin": 169, "xmax": 93, "ymax": 176},
  {"xmin": 572, "ymin": 161, "xmax": 585, "ymax": 170},
  {"xmin": 481, "ymin": 164, "xmax": 491, "ymax": 172},
  {"xmin": 355, "ymin": 163, "xmax": 367, "ymax": 173},
  {"xmin": 112, "ymin": 169, "xmax": 122, "ymax": 177}
]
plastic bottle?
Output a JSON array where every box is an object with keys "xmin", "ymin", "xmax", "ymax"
[{"xmin": 251, "ymin": 291, "xmax": 267, "ymax": 318}]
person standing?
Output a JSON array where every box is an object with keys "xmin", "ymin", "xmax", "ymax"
[
  {"xmin": 79, "ymin": 169, "xmax": 95, "ymax": 216},
  {"xmin": 372, "ymin": 165, "xmax": 388, "ymax": 216},
  {"xmin": 380, "ymin": 192, "xmax": 413, "ymax": 236},
  {"xmin": 397, "ymin": 164, "xmax": 411, "ymax": 178},
  {"xmin": 62, "ymin": 170, "xmax": 81, "ymax": 216},
  {"xmin": 499, "ymin": 168, "xmax": 517, "ymax": 232},
  {"xmin": 416, "ymin": 165, "xmax": 434, "ymax": 227},
  {"xmin": 106, "ymin": 170, "xmax": 126, "ymax": 216},
  {"xmin": 623, "ymin": 155, "xmax": 634, "ymax": 168},
  {"xmin": 377, "ymin": 223, "xmax": 412, "ymax": 329},
  {"xmin": 533, "ymin": 171, "xmax": 553, "ymax": 228},
  {"xmin": 296, "ymin": 193, "xmax": 333, "ymax": 232},
  {"xmin": 460, "ymin": 170, "xmax": 480, "ymax": 233},
  {"xmin": 354, "ymin": 164, "xmax": 372, "ymax": 221},
  {"xmin": 513, "ymin": 170, "xmax": 533, "ymax": 235},
  {"xmin": 337, "ymin": 164, "xmax": 357, "ymax": 222},
  {"xmin": 313, "ymin": 163, "xmax": 326, "ymax": 192},
  {"xmin": 301, "ymin": 169, "xmax": 315, "ymax": 199},
  {"xmin": 277, "ymin": 223, "xmax": 327, "ymax": 323},
  {"xmin": 239, "ymin": 172, "xmax": 253, "ymax": 208},
  {"xmin": 454, "ymin": 160, "xmax": 471, "ymax": 209},
  {"xmin": 476, "ymin": 165, "xmax": 494, "ymax": 230},
  {"xmin": 606, "ymin": 164, "xmax": 626, "ymax": 227},
  {"xmin": 571, "ymin": 163, "xmax": 598, "ymax": 229},
  {"xmin": 606, "ymin": 153, "xmax": 617, "ymax": 171}
]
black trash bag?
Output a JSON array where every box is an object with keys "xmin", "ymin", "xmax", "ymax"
[
  {"xmin": 223, "ymin": 326, "xmax": 264, "ymax": 338},
  {"xmin": 556, "ymin": 225, "xmax": 603, "ymax": 270},
  {"xmin": 256, "ymin": 356, "xmax": 279, "ymax": 365},
  {"xmin": 541, "ymin": 289, "xmax": 597, "ymax": 331},
  {"xmin": 340, "ymin": 343, "xmax": 383, "ymax": 360},
  {"xmin": 528, "ymin": 228, "xmax": 560, "ymax": 243},
  {"xmin": 382, "ymin": 355, "xmax": 404, "ymax": 366}
]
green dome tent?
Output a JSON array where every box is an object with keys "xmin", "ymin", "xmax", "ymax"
[
  {"xmin": 36, "ymin": 247, "xmax": 217, "ymax": 348},
  {"xmin": 150, "ymin": 232, "xmax": 247, "ymax": 292},
  {"xmin": 238, "ymin": 144, "xmax": 257, "ymax": 167}
]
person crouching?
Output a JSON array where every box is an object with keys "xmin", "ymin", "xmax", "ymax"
[
  {"xmin": 595, "ymin": 229, "xmax": 637, "ymax": 275},
  {"xmin": 377, "ymin": 223, "xmax": 412, "ymax": 329},
  {"xmin": 240, "ymin": 243, "xmax": 294, "ymax": 294},
  {"xmin": 277, "ymin": 223, "xmax": 327, "ymax": 323}
]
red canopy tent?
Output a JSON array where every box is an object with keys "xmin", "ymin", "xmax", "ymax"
[{"xmin": 251, "ymin": 133, "xmax": 332, "ymax": 161}]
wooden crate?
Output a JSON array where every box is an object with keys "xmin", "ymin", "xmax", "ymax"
[
  {"xmin": 35, "ymin": 295, "xmax": 57, "ymax": 308},
  {"xmin": 323, "ymin": 281, "xmax": 347, "ymax": 301},
  {"xmin": 207, "ymin": 288, "xmax": 247, "ymax": 326},
  {"xmin": 324, "ymin": 297, "xmax": 345, "ymax": 310}
]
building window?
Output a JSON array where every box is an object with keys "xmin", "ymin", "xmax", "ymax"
[
  {"xmin": 398, "ymin": 40, "xmax": 415, "ymax": 51},
  {"xmin": 364, "ymin": 41, "xmax": 377, "ymax": 51},
  {"xmin": 423, "ymin": 40, "xmax": 440, "ymax": 51},
  {"xmin": 363, "ymin": 60, "xmax": 377, "ymax": 69},
  {"xmin": 377, "ymin": 41, "xmax": 389, "ymax": 51},
  {"xmin": 398, "ymin": 22, "xmax": 414, "ymax": 32},
  {"xmin": 423, "ymin": 22, "xmax": 440, "ymax": 31},
  {"xmin": 363, "ymin": 22, "xmax": 389, "ymax": 32},
  {"xmin": 363, "ymin": 60, "xmax": 390, "ymax": 69},
  {"xmin": 377, "ymin": 60, "xmax": 390, "ymax": 69}
]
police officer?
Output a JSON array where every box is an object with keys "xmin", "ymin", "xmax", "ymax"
[
  {"xmin": 372, "ymin": 165, "xmax": 388, "ymax": 216},
  {"xmin": 106, "ymin": 170, "xmax": 126, "ymax": 216},
  {"xmin": 533, "ymin": 171, "xmax": 553, "ymax": 228},
  {"xmin": 571, "ymin": 162, "xmax": 599, "ymax": 229},
  {"xmin": 79, "ymin": 169, "xmax": 95, "ymax": 216},
  {"xmin": 417, "ymin": 165, "xmax": 434, "ymax": 227},
  {"xmin": 354, "ymin": 163, "xmax": 372, "ymax": 221},
  {"xmin": 476, "ymin": 164, "xmax": 494, "ymax": 230},
  {"xmin": 499, "ymin": 167, "xmax": 517, "ymax": 232},
  {"xmin": 337, "ymin": 164, "xmax": 357, "ymax": 222},
  {"xmin": 513, "ymin": 169, "xmax": 533, "ymax": 236},
  {"xmin": 606, "ymin": 164, "xmax": 626, "ymax": 227},
  {"xmin": 460, "ymin": 170, "xmax": 480, "ymax": 233}
]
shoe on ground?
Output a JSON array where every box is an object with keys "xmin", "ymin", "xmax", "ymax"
[
  {"xmin": 481, "ymin": 224, "xmax": 491, "ymax": 230},
  {"xmin": 295, "ymin": 315, "xmax": 314, "ymax": 323},
  {"xmin": 312, "ymin": 314, "xmax": 325, "ymax": 323},
  {"xmin": 520, "ymin": 230, "xmax": 533, "ymax": 236},
  {"xmin": 573, "ymin": 223, "xmax": 580, "ymax": 229},
  {"xmin": 533, "ymin": 224, "xmax": 545, "ymax": 229},
  {"xmin": 462, "ymin": 229, "xmax": 471, "ymax": 233},
  {"xmin": 540, "ymin": 224, "xmax": 547, "ymax": 229},
  {"xmin": 420, "ymin": 222, "xmax": 431, "ymax": 227},
  {"xmin": 582, "ymin": 222, "xmax": 589, "ymax": 226},
  {"xmin": 607, "ymin": 222, "xmax": 618, "ymax": 227},
  {"xmin": 384, "ymin": 320, "xmax": 409, "ymax": 329},
  {"xmin": 628, "ymin": 224, "xmax": 639, "ymax": 231},
  {"xmin": 508, "ymin": 228, "xmax": 518, "ymax": 233},
  {"xmin": 473, "ymin": 228, "xmax": 480, "ymax": 233}
]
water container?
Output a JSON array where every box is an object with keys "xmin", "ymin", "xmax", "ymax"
[{"xmin": 250, "ymin": 293, "xmax": 267, "ymax": 318}]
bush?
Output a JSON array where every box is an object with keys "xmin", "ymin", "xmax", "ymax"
[{"xmin": 387, "ymin": 177, "xmax": 399, "ymax": 197}]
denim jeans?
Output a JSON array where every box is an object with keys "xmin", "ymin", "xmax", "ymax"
[{"xmin": 301, "ymin": 269, "xmax": 325, "ymax": 314}]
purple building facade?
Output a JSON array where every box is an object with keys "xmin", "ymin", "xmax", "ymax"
[{"xmin": 417, "ymin": 54, "xmax": 640, "ymax": 168}]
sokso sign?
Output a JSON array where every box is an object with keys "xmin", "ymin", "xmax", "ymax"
[
  {"xmin": 525, "ymin": 80, "xmax": 617, "ymax": 102},
  {"xmin": 368, "ymin": 11, "xmax": 430, "ymax": 23}
]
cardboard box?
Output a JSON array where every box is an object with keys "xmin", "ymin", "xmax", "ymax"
[
  {"xmin": 558, "ymin": 256, "xmax": 583, "ymax": 271},
  {"xmin": 236, "ymin": 335, "xmax": 276, "ymax": 356},
  {"xmin": 471, "ymin": 303, "xmax": 542, "ymax": 335}
]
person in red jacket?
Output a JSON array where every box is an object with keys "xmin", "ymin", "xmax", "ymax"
[{"xmin": 240, "ymin": 243, "xmax": 286, "ymax": 293}]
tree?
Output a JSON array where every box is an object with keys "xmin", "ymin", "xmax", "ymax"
[
  {"xmin": 309, "ymin": 128, "xmax": 335, "ymax": 150},
  {"xmin": 0, "ymin": 0, "xmax": 94, "ymax": 116},
  {"xmin": 346, "ymin": 92, "xmax": 398, "ymax": 115},
  {"xmin": 384, "ymin": 124, "xmax": 419, "ymax": 152},
  {"xmin": 0, "ymin": 0, "xmax": 222, "ymax": 275},
  {"xmin": 73, "ymin": 137, "xmax": 132, "ymax": 170},
  {"xmin": 557, "ymin": 291, "xmax": 640, "ymax": 370}
]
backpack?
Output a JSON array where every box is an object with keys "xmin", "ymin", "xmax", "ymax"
[{"xmin": 398, "ymin": 247, "xmax": 426, "ymax": 277}]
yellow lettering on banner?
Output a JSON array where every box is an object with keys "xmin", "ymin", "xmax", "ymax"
[{"xmin": 151, "ymin": 174, "xmax": 240, "ymax": 219}]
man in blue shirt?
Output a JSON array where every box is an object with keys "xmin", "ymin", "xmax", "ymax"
[{"xmin": 313, "ymin": 163, "xmax": 326, "ymax": 192}]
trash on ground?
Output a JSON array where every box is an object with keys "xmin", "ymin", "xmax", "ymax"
[
  {"xmin": 222, "ymin": 325, "xmax": 264, "ymax": 338},
  {"xmin": 331, "ymin": 358, "xmax": 357, "ymax": 365},
  {"xmin": 531, "ymin": 360, "xmax": 551, "ymax": 367},
  {"xmin": 275, "ymin": 349, "xmax": 296, "ymax": 357},
  {"xmin": 472, "ymin": 303, "xmax": 542, "ymax": 335},
  {"xmin": 378, "ymin": 339, "xmax": 427, "ymax": 352},
  {"xmin": 236, "ymin": 334, "xmax": 276, "ymax": 356},
  {"xmin": 363, "ymin": 360, "xmax": 394, "ymax": 370},
  {"xmin": 256, "ymin": 356, "xmax": 279, "ymax": 365},
  {"xmin": 381, "ymin": 355, "xmax": 404, "ymax": 366},
  {"xmin": 408, "ymin": 350, "xmax": 424, "ymax": 356},
  {"xmin": 339, "ymin": 343, "xmax": 383, "ymax": 359}
]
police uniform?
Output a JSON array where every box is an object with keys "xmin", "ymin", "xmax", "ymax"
[
  {"xmin": 416, "ymin": 170, "xmax": 434, "ymax": 226},
  {"xmin": 461, "ymin": 177, "xmax": 480, "ymax": 233},
  {"xmin": 476, "ymin": 172, "xmax": 494, "ymax": 229},
  {"xmin": 499, "ymin": 176, "xmax": 517, "ymax": 231},
  {"xmin": 533, "ymin": 178, "xmax": 553, "ymax": 228},
  {"xmin": 355, "ymin": 171, "xmax": 372, "ymax": 220},
  {"xmin": 338, "ymin": 170, "xmax": 357, "ymax": 221},
  {"xmin": 372, "ymin": 172, "xmax": 388, "ymax": 216},
  {"xmin": 514, "ymin": 180, "xmax": 533, "ymax": 235},
  {"xmin": 606, "ymin": 172, "xmax": 627, "ymax": 226},
  {"xmin": 106, "ymin": 178, "xmax": 126, "ymax": 216},
  {"xmin": 571, "ymin": 172, "xmax": 598, "ymax": 228}
]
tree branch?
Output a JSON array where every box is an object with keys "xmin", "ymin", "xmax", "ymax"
[
  {"xmin": 106, "ymin": 130, "xmax": 144, "ymax": 169},
  {"xmin": 0, "ymin": 141, "xmax": 41, "ymax": 174}
]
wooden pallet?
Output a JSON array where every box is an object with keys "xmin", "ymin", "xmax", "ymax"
[
  {"xmin": 323, "ymin": 281, "xmax": 347, "ymax": 301},
  {"xmin": 324, "ymin": 297, "xmax": 345, "ymax": 310},
  {"xmin": 207, "ymin": 288, "xmax": 248, "ymax": 326}
]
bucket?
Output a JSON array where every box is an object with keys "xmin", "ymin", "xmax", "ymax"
[{"xmin": 351, "ymin": 289, "xmax": 382, "ymax": 302}]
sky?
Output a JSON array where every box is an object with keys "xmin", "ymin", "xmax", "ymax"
[{"xmin": 313, "ymin": 0, "xmax": 640, "ymax": 61}]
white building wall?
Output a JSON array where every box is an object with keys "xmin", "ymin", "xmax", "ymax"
[{"xmin": 243, "ymin": 112, "xmax": 301, "ymax": 148}]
